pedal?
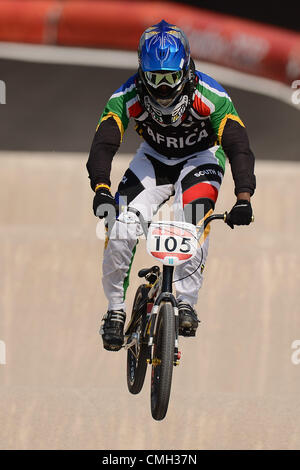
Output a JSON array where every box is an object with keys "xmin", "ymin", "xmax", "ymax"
[
  {"xmin": 103, "ymin": 343, "xmax": 123, "ymax": 352},
  {"xmin": 179, "ymin": 327, "xmax": 196, "ymax": 337}
]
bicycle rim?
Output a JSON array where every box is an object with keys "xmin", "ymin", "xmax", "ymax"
[{"xmin": 127, "ymin": 326, "xmax": 148, "ymax": 394}]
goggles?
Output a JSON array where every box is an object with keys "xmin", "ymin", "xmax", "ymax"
[{"xmin": 145, "ymin": 70, "xmax": 183, "ymax": 89}]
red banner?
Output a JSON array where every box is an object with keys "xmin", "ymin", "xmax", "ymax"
[{"xmin": 0, "ymin": 0, "xmax": 299, "ymax": 84}]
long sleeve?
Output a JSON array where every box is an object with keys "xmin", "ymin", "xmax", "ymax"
[
  {"xmin": 87, "ymin": 74, "xmax": 138, "ymax": 190},
  {"xmin": 206, "ymin": 79, "xmax": 256, "ymax": 196},
  {"xmin": 221, "ymin": 119, "xmax": 256, "ymax": 196},
  {"xmin": 87, "ymin": 117, "xmax": 121, "ymax": 190}
]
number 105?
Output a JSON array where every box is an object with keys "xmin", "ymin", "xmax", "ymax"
[{"xmin": 154, "ymin": 236, "xmax": 192, "ymax": 253}]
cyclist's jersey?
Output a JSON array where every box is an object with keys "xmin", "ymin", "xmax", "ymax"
[
  {"xmin": 87, "ymin": 70, "xmax": 256, "ymax": 196},
  {"xmin": 97, "ymin": 70, "xmax": 245, "ymax": 162}
]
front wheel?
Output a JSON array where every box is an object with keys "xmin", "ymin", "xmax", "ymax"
[{"xmin": 151, "ymin": 302, "xmax": 175, "ymax": 421}]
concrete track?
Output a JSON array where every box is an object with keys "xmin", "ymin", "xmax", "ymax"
[{"xmin": 1, "ymin": 151, "xmax": 300, "ymax": 449}]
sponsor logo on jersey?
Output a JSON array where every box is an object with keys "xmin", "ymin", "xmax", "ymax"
[{"xmin": 194, "ymin": 168, "xmax": 223, "ymax": 179}]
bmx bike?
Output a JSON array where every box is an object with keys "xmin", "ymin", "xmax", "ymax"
[{"xmin": 121, "ymin": 207, "xmax": 234, "ymax": 421}]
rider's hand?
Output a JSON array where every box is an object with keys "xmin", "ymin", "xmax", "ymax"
[
  {"xmin": 93, "ymin": 185, "xmax": 116, "ymax": 218},
  {"xmin": 226, "ymin": 199, "xmax": 253, "ymax": 229}
]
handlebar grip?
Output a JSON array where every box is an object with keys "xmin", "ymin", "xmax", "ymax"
[{"xmin": 224, "ymin": 211, "xmax": 255, "ymax": 227}]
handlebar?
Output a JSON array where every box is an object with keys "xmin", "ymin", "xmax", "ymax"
[
  {"xmin": 124, "ymin": 207, "xmax": 254, "ymax": 237},
  {"xmin": 203, "ymin": 212, "xmax": 227, "ymax": 230},
  {"xmin": 202, "ymin": 211, "xmax": 254, "ymax": 230}
]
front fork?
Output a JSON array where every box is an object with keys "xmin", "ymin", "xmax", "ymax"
[{"xmin": 146, "ymin": 265, "xmax": 181, "ymax": 367}]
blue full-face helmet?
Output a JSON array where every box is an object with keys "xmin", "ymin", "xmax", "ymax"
[{"xmin": 138, "ymin": 20, "xmax": 193, "ymax": 125}]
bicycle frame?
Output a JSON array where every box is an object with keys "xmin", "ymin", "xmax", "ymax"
[
  {"xmin": 124, "ymin": 208, "xmax": 228, "ymax": 365},
  {"xmin": 123, "ymin": 206, "xmax": 253, "ymax": 419}
]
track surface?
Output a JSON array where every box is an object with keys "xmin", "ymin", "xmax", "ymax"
[{"xmin": 1, "ymin": 151, "xmax": 300, "ymax": 450}]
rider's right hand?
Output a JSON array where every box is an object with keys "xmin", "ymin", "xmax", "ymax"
[{"xmin": 93, "ymin": 185, "xmax": 116, "ymax": 218}]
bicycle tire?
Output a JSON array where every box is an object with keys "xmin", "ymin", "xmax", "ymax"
[
  {"xmin": 127, "ymin": 285, "xmax": 149, "ymax": 395},
  {"xmin": 151, "ymin": 302, "xmax": 175, "ymax": 421}
]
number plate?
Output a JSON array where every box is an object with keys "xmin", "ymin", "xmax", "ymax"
[{"xmin": 147, "ymin": 221, "xmax": 198, "ymax": 266}]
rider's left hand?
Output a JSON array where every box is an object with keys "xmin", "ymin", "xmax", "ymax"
[{"xmin": 226, "ymin": 199, "xmax": 253, "ymax": 229}]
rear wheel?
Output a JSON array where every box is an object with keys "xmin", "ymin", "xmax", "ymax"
[
  {"xmin": 127, "ymin": 285, "xmax": 149, "ymax": 395},
  {"xmin": 151, "ymin": 302, "xmax": 175, "ymax": 421}
]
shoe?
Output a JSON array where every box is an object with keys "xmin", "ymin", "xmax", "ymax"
[
  {"xmin": 178, "ymin": 302, "xmax": 200, "ymax": 337},
  {"xmin": 100, "ymin": 310, "xmax": 126, "ymax": 351}
]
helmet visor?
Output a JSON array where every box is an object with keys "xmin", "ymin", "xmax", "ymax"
[{"xmin": 145, "ymin": 70, "xmax": 183, "ymax": 89}]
